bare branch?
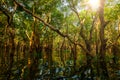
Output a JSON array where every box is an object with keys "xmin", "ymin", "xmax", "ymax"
[{"xmin": 68, "ymin": 1, "xmax": 81, "ymax": 24}]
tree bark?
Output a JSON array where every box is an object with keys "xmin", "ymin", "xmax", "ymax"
[
  {"xmin": 98, "ymin": 0, "xmax": 109, "ymax": 79},
  {"xmin": 7, "ymin": 28, "xmax": 15, "ymax": 80}
]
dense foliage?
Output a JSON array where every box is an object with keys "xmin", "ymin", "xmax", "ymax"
[{"xmin": 0, "ymin": 0, "xmax": 120, "ymax": 80}]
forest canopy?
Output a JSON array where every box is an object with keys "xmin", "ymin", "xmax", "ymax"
[{"xmin": 0, "ymin": 0, "xmax": 120, "ymax": 80}]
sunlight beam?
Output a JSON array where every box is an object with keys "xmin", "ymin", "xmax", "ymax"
[{"xmin": 88, "ymin": 0, "xmax": 100, "ymax": 11}]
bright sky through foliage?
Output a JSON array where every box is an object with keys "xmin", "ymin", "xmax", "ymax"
[{"xmin": 88, "ymin": 0, "xmax": 100, "ymax": 10}]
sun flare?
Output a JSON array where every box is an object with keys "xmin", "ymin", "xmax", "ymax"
[{"xmin": 88, "ymin": 0, "xmax": 100, "ymax": 10}]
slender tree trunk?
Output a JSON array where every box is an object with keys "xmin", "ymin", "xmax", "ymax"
[
  {"xmin": 86, "ymin": 42, "xmax": 94, "ymax": 80},
  {"xmin": 112, "ymin": 43, "xmax": 118, "ymax": 65},
  {"xmin": 98, "ymin": 0, "xmax": 109, "ymax": 79},
  {"xmin": 28, "ymin": 21, "xmax": 43, "ymax": 79},
  {"xmin": 7, "ymin": 28, "xmax": 15, "ymax": 80},
  {"xmin": 95, "ymin": 28, "xmax": 100, "ymax": 78},
  {"xmin": 60, "ymin": 38, "xmax": 65, "ymax": 66},
  {"xmin": 44, "ymin": 37, "xmax": 53, "ymax": 79},
  {"xmin": 71, "ymin": 44, "xmax": 77, "ymax": 69}
]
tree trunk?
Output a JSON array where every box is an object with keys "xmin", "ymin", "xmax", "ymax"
[
  {"xmin": 60, "ymin": 38, "xmax": 65, "ymax": 66},
  {"xmin": 71, "ymin": 44, "xmax": 77, "ymax": 69},
  {"xmin": 44, "ymin": 37, "xmax": 53, "ymax": 79},
  {"xmin": 98, "ymin": 0, "xmax": 109, "ymax": 79},
  {"xmin": 7, "ymin": 28, "xmax": 15, "ymax": 80}
]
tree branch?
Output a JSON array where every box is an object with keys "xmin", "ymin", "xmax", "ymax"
[
  {"xmin": 0, "ymin": 5, "xmax": 12, "ymax": 27},
  {"xmin": 89, "ymin": 15, "xmax": 97, "ymax": 41},
  {"xmin": 14, "ymin": 0, "xmax": 89, "ymax": 53}
]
